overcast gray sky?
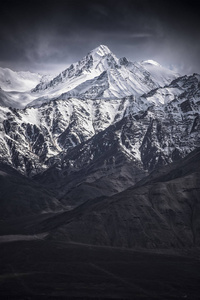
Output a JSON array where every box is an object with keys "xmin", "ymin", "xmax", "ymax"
[{"xmin": 1, "ymin": 0, "xmax": 200, "ymax": 75}]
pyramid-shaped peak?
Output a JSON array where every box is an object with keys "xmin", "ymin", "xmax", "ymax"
[{"xmin": 90, "ymin": 45, "xmax": 112, "ymax": 57}]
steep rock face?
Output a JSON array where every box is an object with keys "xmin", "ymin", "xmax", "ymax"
[
  {"xmin": 0, "ymin": 93, "xmax": 151, "ymax": 176},
  {"xmin": 43, "ymin": 148, "xmax": 200, "ymax": 249},
  {"xmin": 34, "ymin": 117, "xmax": 147, "ymax": 207},
  {"xmin": 138, "ymin": 74, "xmax": 200, "ymax": 170},
  {"xmin": 0, "ymin": 97, "xmax": 137, "ymax": 175}
]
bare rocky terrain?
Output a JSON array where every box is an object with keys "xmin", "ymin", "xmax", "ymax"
[{"xmin": 33, "ymin": 148, "xmax": 200, "ymax": 249}]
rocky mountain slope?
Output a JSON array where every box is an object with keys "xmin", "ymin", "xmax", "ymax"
[
  {"xmin": 33, "ymin": 80, "xmax": 200, "ymax": 206},
  {"xmin": 38, "ymin": 147, "xmax": 200, "ymax": 249},
  {"xmin": 0, "ymin": 162, "xmax": 62, "ymax": 219}
]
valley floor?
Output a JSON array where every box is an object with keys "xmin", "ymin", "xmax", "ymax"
[{"xmin": 0, "ymin": 237, "xmax": 200, "ymax": 299}]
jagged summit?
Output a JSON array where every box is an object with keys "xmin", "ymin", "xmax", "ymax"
[{"xmin": 89, "ymin": 45, "xmax": 112, "ymax": 57}]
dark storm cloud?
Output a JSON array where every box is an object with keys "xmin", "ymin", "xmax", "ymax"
[{"xmin": 0, "ymin": 0, "xmax": 200, "ymax": 74}]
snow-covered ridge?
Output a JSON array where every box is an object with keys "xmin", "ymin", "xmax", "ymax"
[
  {"xmin": 141, "ymin": 73, "xmax": 200, "ymax": 106},
  {"xmin": 0, "ymin": 45, "xmax": 179, "ymax": 109},
  {"xmin": 89, "ymin": 44, "xmax": 112, "ymax": 57}
]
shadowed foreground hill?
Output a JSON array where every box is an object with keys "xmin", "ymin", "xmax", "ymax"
[
  {"xmin": 0, "ymin": 163, "xmax": 62, "ymax": 219},
  {"xmin": 40, "ymin": 148, "xmax": 200, "ymax": 249}
]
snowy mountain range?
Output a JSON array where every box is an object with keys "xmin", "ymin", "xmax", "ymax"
[
  {"xmin": 31, "ymin": 45, "xmax": 178, "ymax": 106},
  {"xmin": 0, "ymin": 44, "xmax": 200, "ymax": 216},
  {"xmin": 0, "ymin": 45, "xmax": 178, "ymax": 109}
]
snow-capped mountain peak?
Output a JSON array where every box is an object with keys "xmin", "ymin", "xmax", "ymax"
[
  {"xmin": 81, "ymin": 44, "xmax": 118, "ymax": 72},
  {"xmin": 0, "ymin": 45, "xmax": 179, "ymax": 109},
  {"xmin": 89, "ymin": 44, "xmax": 112, "ymax": 57},
  {"xmin": 29, "ymin": 45, "xmax": 179, "ymax": 107}
]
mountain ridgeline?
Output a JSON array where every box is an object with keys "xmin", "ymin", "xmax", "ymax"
[{"xmin": 0, "ymin": 45, "xmax": 200, "ymax": 250}]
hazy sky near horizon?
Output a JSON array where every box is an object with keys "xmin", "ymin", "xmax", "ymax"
[{"xmin": 1, "ymin": 0, "xmax": 200, "ymax": 75}]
